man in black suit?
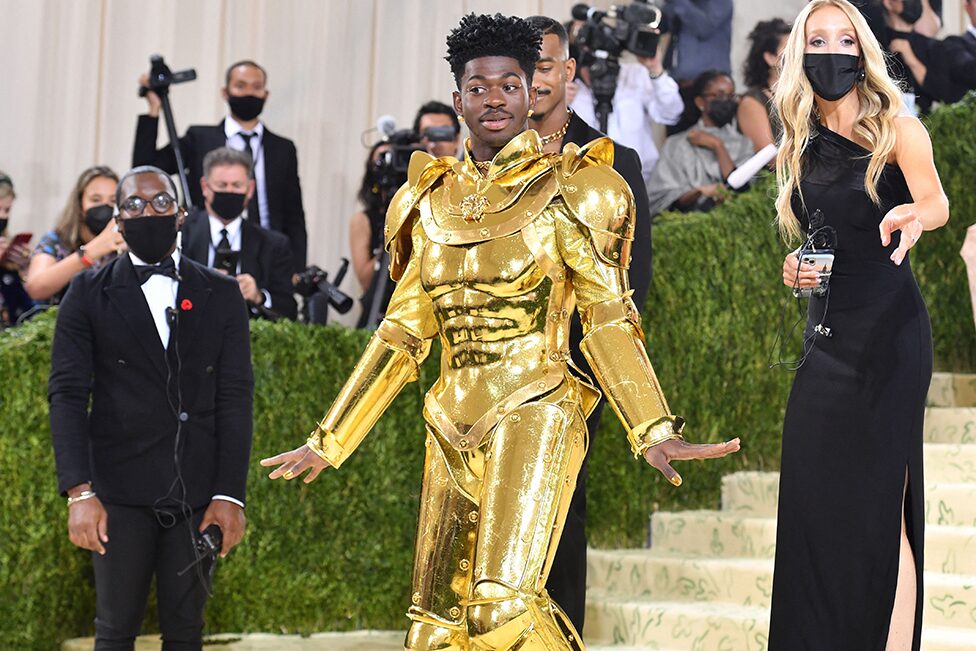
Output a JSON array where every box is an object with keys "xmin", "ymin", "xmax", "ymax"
[
  {"xmin": 182, "ymin": 147, "xmax": 297, "ymax": 320},
  {"xmin": 133, "ymin": 60, "xmax": 307, "ymax": 272},
  {"xmin": 49, "ymin": 166, "xmax": 253, "ymax": 650},
  {"xmin": 526, "ymin": 15, "xmax": 654, "ymax": 635}
]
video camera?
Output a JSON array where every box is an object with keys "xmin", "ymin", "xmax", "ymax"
[
  {"xmin": 572, "ymin": 1, "xmax": 669, "ymax": 132},
  {"xmin": 374, "ymin": 129, "xmax": 426, "ymax": 199},
  {"xmin": 295, "ymin": 260, "xmax": 354, "ymax": 325}
]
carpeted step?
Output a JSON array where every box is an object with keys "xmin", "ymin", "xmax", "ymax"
[
  {"xmin": 925, "ymin": 408, "xmax": 976, "ymax": 444},
  {"xmin": 925, "ymin": 443, "xmax": 976, "ymax": 483},
  {"xmin": 929, "ymin": 373, "xmax": 976, "ymax": 408}
]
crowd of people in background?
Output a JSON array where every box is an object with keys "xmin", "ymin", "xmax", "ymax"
[{"xmin": 2, "ymin": 0, "xmax": 976, "ymax": 331}]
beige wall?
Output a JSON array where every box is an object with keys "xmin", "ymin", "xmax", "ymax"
[{"xmin": 0, "ymin": 0, "xmax": 967, "ymax": 322}]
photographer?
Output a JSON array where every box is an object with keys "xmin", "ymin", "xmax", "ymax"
[
  {"xmin": 412, "ymin": 101, "xmax": 461, "ymax": 157},
  {"xmin": 133, "ymin": 60, "xmax": 308, "ymax": 271},
  {"xmin": 25, "ymin": 166, "xmax": 126, "ymax": 305},
  {"xmin": 349, "ymin": 131, "xmax": 421, "ymax": 328},
  {"xmin": 181, "ymin": 148, "xmax": 297, "ymax": 320},
  {"xmin": 570, "ymin": 8, "xmax": 683, "ymax": 183},
  {"xmin": 49, "ymin": 165, "xmax": 253, "ymax": 651}
]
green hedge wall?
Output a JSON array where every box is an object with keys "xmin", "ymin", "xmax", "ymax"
[{"xmin": 2, "ymin": 95, "xmax": 974, "ymax": 649}]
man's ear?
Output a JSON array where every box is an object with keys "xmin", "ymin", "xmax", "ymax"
[
  {"xmin": 177, "ymin": 207, "xmax": 187, "ymax": 229},
  {"xmin": 246, "ymin": 179, "xmax": 256, "ymax": 202},
  {"xmin": 452, "ymin": 90, "xmax": 463, "ymax": 118},
  {"xmin": 528, "ymin": 84, "xmax": 538, "ymax": 110},
  {"xmin": 200, "ymin": 177, "xmax": 209, "ymax": 197},
  {"xmin": 694, "ymin": 97, "xmax": 705, "ymax": 112},
  {"xmin": 566, "ymin": 57, "xmax": 577, "ymax": 83}
]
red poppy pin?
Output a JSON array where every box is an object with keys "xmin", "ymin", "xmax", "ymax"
[{"xmin": 180, "ymin": 299, "xmax": 193, "ymax": 311}]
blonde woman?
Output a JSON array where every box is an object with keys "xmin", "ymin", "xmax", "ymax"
[{"xmin": 768, "ymin": 1, "xmax": 948, "ymax": 650}]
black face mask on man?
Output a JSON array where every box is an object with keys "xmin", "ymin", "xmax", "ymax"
[
  {"xmin": 228, "ymin": 94, "xmax": 265, "ymax": 122},
  {"xmin": 84, "ymin": 204, "xmax": 115, "ymax": 235},
  {"xmin": 210, "ymin": 191, "xmax": 248, "ymax": 222},
  {"xmin": 705, "ymin": 98, "xmax": 739, "ymax": 128},
  {"xmin": 803, "ymin": 53, "xmax": 863, "ymax": 101},
  {"xmin": 121, "ymin": 214, "xmax": 179, "ymax": 264}
]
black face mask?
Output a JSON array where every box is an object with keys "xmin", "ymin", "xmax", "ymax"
[
  {"xmin": 227, "ymin": 94, "xmax": 265, "ymax": 122},
  {"xmin": 0, "ymin": 219, "xmax": 8, "ymax": 234},
  {"xmin": 899, "ymin": 0, "xmax": 923, "ymax": 24},
  {"xmin": 803, "ymin": 53, "xmax": 862, "ymax": 101},
  {"xmin": 210, "ymin": 191, "xmax": 248, "ymax": 222},
  {"xmin": 84, "ymin": 204, "xmax": 115, "ymax": 235},
  {"xmin": 706, "ymin": 98, "xmax": 739, "ymax": 127},
  {"xmin": 121, "ymin": 214, "xmax": 179, "ymax": 264}
]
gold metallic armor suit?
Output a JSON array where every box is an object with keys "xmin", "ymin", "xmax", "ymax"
[{"xmin": 305, "ymin": 130, "xmax": 684, "ymax": 650}]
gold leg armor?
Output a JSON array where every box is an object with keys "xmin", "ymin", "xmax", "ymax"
[{"xmin": 405, "ymin": 382, "xmax": 587, "ymax": 651}]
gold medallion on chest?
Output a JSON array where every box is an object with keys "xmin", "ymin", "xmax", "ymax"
[{"xmin": 460, "ymin": 193, "xmax": 491, "ymax": 223}]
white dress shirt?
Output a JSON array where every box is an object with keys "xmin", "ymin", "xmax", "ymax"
[
  {"xmin": 571, "ymin": 61, "xmax": 684, "ymax": 183},
  {"xmin": 224, "ymin": 117, "xmax": 269, "ymax": 230},
  {"xmin": 129, "ymin": 249, "xmax": 245, "ymax": 509}
]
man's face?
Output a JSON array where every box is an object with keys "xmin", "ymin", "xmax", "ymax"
[
  {"xmin": 201, "ymin": 164, "xmax": 254, "ymax": 216},
  {"xmin": 532, "ymin": 34, "xmax": 576, "ymax": 120},
  {"xmin": 452, "ymin": 56, "xmax": 537, "ymax": 152},
  {"xmin": 117, "ymin": 172, "xmax": 184, "ymax": 236},
  {"xmin": 223, "ymin": 64, "xmax": 268, "ymax": 99},
  {"xmin": 418, "ymin": 113, "xmax": 460, "ymax": 157}
]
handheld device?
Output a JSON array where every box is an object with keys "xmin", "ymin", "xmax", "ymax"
[
  {"xmin": 792, "ymin": 250, "xmax": 834, "ymax": 298},
  {"xmin": 0, "ymin": 232, "xmax": 33, "ymax": 265}
]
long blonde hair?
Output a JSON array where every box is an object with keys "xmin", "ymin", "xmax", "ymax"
[
  {"xmin": 54, "ymin": 166, "xmax": 118, "ymax": 250},
  {"xmin": 773, "ymin": 0, "xmax": 904, "ymax": 242}
]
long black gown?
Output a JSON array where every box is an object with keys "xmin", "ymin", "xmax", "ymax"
[{"xmin": 768, "ymin": 123, "xmax": 932, "ymax": 651}]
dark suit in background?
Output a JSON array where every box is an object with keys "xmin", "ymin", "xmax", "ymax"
[
  {"xmin": 181, "ymin": 209, "xmax": 297, "ymax": 320},
  {"xmin": 545, "ymin": 111, "xmax": 654, "ymax": 633},
  {"xmin": 49, "ymin": 255, "xmax": 253, "ymax": 649},
  {"xmin": 132, "ymin": 116, "xmax": 308, "ymax": 271}
]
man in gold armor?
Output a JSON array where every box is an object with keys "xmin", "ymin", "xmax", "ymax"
[{"xmin": 262, "ymin": 13, "xmax": 740, "ymax": 650}]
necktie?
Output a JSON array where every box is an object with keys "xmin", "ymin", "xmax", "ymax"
[
  {"xmin": 216, "ymin": 228, "xmax": 231, "ymax": 253},
  {"xmin": 133, "ymin": 257, "xmax": 178, "ymax": 285},
  {"xmin": 240, "ymin": 132, "xmax": 262, "ymax": 226}
]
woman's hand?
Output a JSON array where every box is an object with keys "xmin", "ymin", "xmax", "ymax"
[
  {"xmin": 880, "ymin": 204, "xmax": 924, "ymax": 266},
  {"xmin": 783, "ymin": 250, "xmax": 820, "ymax": 289},
  {"xmin": 644, "ymin": 437, "xmax": 741, "ymax": 487},
  {"xmin": 0, "ymin": 237, "xmax": 30, "ymax": 271},
  {"xmin": 85, "ymin": 219, "xmax": 127, "ymax": 260},
  {"xmin": 260, "ymin": 445, "xmax": 331, "ymax": 484}
]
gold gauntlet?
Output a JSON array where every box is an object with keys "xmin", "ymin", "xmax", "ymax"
[
  {"xmin": 579, "ymin": 295, "xmax": 686, "ymax": 459},
  {"xmin": 305, "ymin": 320, "xmax": 431, "ymax": 468}
]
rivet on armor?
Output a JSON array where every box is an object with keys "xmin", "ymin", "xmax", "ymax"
[
  {"xmin": 549, "ymin": 352, "xmax": 560, "ymax": 361},
  {"xmin": 543, "ymin": 453, "xmax": 552, "ymax": 463},
  {"xmin": 565, "ymin": 184, "xmax": 577, "ymax": 193},
  {"xmin": 449, "ymin": 606, "xmax": 461, "ymax": 619},
  {"xmin": 459, "ymin": 559, "xmax": 470, "ymax": 571},
  {"xmin": 480, "ymin": 228, "xmax": 490, "ymax": 237},
  {"xmin": 537, "ymin": 381, "xmax": 547, "ymax": 389},
  {"xmin": 412, "ymin": 592, "xmax": 422, "ymax": 605},
  {"xmin": 468, "ymin": 511, "xmax": 479, "ymax": 523},
  {"xmin": 459, "ymin": 438, "xmax": 469, "ymax": 448},
  {"xmin": 510, "ymin": 413, "xmax": 521, "ymax": 423},
  {"xmin": 612, "ymin": 251, "xmax": 619, "ymax": 259},
  {"xmin": 526, "ymin": 210, "xmax": 534, "ymax": 216}
]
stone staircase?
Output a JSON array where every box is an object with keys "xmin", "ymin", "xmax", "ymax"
[{"xmin": 582, "ymin": 372, "xmax": 976, "ymax": 650}]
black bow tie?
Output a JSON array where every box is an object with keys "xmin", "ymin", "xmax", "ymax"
[{"xmin": 133, "ymin": 257, "xmax": 179, "ymax": 285}]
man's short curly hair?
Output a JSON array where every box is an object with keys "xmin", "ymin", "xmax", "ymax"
[{"xmin": 445, "ymin": 13, "xmax": 543, "ymax": 88}]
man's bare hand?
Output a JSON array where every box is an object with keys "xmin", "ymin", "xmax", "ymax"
[
  {"xmin": 199, "ymin": 500, "xmax": 246, "ymax": 558},
  {"xmin": 643, "ymin": 437, "xmax": 741, "ymax": 487},
  {"xmin": 260, "ymin": 444, "xmax": 331, "ymax": 484},
  {"xmin": 237, "ymin": 273, "xmax": 262, "ymax": 305},
  {"xmin": 67, "ymin": 486, "xmax": 109, "ymax": 555}
]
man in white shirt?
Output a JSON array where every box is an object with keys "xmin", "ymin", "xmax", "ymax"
[
  {"xmin": 570, "ymin": 53, "xmax": 684, "ymax": 183},
  {"xmin": 49, "ymin": 166, "xmax": 253, "ymax": 650}
]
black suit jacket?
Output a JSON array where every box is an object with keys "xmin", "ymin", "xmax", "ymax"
[
  {"xmin": 132, "ymin": 115, "xmax": 307, "ymax": 271},
  {"xmin": 49, "ymin": 255, "xmax": 254, "ymax": 508},
  {"xmin": 181, "ymin": 210, "xmax": 298, "ymax": 320}
]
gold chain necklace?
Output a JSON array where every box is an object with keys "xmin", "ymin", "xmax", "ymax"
[
  {"xmin": 473, "ymin": 160, "xmax": 491, "ymax": 174},
  {"xmin": 540, "ymin": 111, "xmax": 572, "ymax": 146}
]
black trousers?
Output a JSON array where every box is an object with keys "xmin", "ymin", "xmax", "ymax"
[
  {"xmin": 92, "ymin": 504, "xmax": 212, "ymax": 651},
  {"xmin": 545, "ymin": 399, "xmax": 607, "ymax": 637}
]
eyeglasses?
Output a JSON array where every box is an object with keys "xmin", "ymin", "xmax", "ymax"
[{"xmin": 119, "ymin": 193, "xmax": 177, "ymax": 218}]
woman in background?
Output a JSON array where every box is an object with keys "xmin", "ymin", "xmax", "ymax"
[
  {"xmin": 737, "ymin": 18, "xmax": 791, "ymax": 151},
  {"xmin": 25, "ymin": 166, "xmax": 125, "ymax": 305}
]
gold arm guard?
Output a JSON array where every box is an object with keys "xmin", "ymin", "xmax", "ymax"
[
  {"xmin": 579, "ymin": 296, "xmax": 685, "ymax": 459},
  {"xmin": 306, "ymin": 320, "xmax": 431, "ymax": 468}
]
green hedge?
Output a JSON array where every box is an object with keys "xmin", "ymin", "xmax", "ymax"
[{"xmin": 2, "ymin": 96, "xmax": 974, "ymax": 649}]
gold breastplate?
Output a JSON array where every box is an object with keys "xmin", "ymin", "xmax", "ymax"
[{"xmin": 418, "ymin": 166, "xmax": 577, "ymax": 451}]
